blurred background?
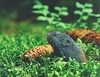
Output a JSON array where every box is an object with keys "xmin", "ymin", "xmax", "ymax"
[
  {"xmin": 0, "ymin": 0, "xmax": 100, "ymax": 22},
  {"xmin": 0, "ymin": 0, "xmax": 100, "ymax": 33}
]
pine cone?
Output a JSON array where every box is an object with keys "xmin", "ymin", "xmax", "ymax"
[
  {"xmin": 22, "ymin": 44, "xmax": 53, "ymax": 61},
  {"xmin": 67, "ymin": 29, "xmax": 100, "ymax": 46}
]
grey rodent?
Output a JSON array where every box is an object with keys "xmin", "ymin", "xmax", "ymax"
[{"xmin": 47, "ymin": 31, "xmax": 86, "ymax": 63}]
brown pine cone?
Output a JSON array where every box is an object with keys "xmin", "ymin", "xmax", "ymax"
[
  {"xmin": 67, "ymin": 29, "xmax": 100, "ymax": 46},
  {"xmin": 22, "ymin": 44, "xmax": 53, "ymax": 61}
]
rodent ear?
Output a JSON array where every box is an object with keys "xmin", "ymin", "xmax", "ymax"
[{"xmin": 61, "ymin": 38, "xmax": 72, "ymax": 47}]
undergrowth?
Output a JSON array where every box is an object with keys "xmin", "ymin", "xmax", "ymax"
[
  {"xmin": 0, "ymin": 20, "xmax": 100, "ymax": 77},
  {"xmin": 0, "ymin": 1, "xmax": 100, "ymax": 77}
]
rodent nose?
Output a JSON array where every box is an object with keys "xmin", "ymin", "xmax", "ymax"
[
  {"xmin": 46, "ymin": 33, "xmax": 50, "ymax": 37},
  {"xmin": 46, "ymin": 33, "xmax": 49, "ymax": 36}
]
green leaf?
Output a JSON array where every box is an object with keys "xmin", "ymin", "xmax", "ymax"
[
  {"xmin": 37, "ymin": 16, "xmax": 47, "ymax": 21},
  {"xmin": 91, "ymin": 14, "xmax": 100, "ymax": 17},
  {"xmin": 82, "ymin": 16, "xmax": 88, "ymax": 20},
  {"xmin": 32, "ymin": 10, "xmax": 49, "ymax": 16},
  {"xmin": 57, "ymin": 22, "xmax": 67, "ymax": 28},
  {"xmin": 83, "ymin": 8, "xmax": 93, "ymax": 13},
  {"xmin": 52, "ymin": 21, "xmax": 58, "ymax": 25},
  {"xmin": 54, "ymin": 6, "xmax": 61, "ymax": 11},
  {"xmin": 33, "ymin": 3, "xmax": 42, "ymax": 9},
  {"xmin": 57, "ymin": 18, "xmax": 61, "ymax": 21},
  {"xmin": 85, "ymin": 3, "xmax": 93, "ymax": 7},
  {"xmin": 59, "ymin": 11, "xmax": 68, "ymax": 16},
  {"xmin": 76, "ymin": 2, "xmax": 84, "ymax": 9},
  {"xmin": 50, "ymin": 13, "xmax": 59, "ymax": 17},
  {"xmin": 74, "ymin": 10, "xmax": 82, "ymax": 15},
  {"xmin": 42, "ymin": 9, "xmax": 49, "ymax": 16},
  {"xmin": 32, "ymin": 10, "xmax": 42, "ymax": 14},
  {"xmin": 47, "ymin": 17, "xmax": 54, "ymax": 24},
  {"xmin": 61, "ymin": 7, "xmax": 68, "ymax": 11},
  {"xmin": 42, "ymin": 5, "xmax": 49, "ymax": 10}
]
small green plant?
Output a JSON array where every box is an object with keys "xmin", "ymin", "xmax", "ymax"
[
  {"xmin": 74, "ymin": 2, "xmax": 100, "ymax": 29},
  {"xmin": 73, "ymin": 2, "xmax": 93, "ymax": 28},
  {"xmin": 32, "ymin": 2, "xmax": 100, "ymax": 30},
  {"xmin": 76, "ymin": 38, "xmax": 100, "ymax": 60},
  {"xmin": 92, "ymin": 18, "xmax": 100, "ymax": 31},
  {"xmin": 32, "ymin": 2, "xmax": 68, "ymax": 30},
  {"xmin": 32, "ymin": 2, "xmax": 94, "ymax": 30}
]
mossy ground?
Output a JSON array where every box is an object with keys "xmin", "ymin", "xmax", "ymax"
[{"xmin": 0, "ymin": 18, "xmax": 100, "ymax": 77}]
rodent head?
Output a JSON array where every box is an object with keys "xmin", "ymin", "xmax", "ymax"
[
  {"xmin": 47, "ymin": 31, "xmax": 76, "ymax": 59},
  {"xmin": 47, "ymin": 31, "xmax": 73, "ymax": 48}
]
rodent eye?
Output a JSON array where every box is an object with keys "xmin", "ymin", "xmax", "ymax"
[
  {"xmin": 66, "ymin": 39, "xmax": 70, "ymax": 43},
  {"xmin": 65, "ymin": 39, "xmax": 72, "ymax": 46},
  {"xmin": 61, "ymin": 38, "xmax": 72, "ymax": 47}
]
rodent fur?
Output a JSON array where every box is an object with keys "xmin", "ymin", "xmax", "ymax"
[{"xmin": 47, "ymin": 31, "xmax": 86, "ymax": 63}]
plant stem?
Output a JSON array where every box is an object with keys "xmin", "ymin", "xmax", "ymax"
[{"xmin": 73, "ymin": 16, "xmax": 83, "ymax": 27}]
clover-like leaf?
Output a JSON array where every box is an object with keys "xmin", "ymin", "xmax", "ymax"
[
  {"xmin": 84, "ymin": 3, "xmax": 93, "ymax": 8},
  {"xmin": 52, "ymin": 21, "xmax": 58, "ymax": 25},
  {"xmin": 33, "ymin": 3, "xmax": 42, "ymax": 9},
  {"xmin": 47, "ymin": 17, "xmax": 54, "ymax": 24},
  {"xmin": 76, "ymin": 2, "xmax": 84, "ymax": 9},
  {"xmin": 82, "ymin": 16, "xmax": 88, "ymax": 20},
  {"xmin": 56, "ymin": 22, "xmax": 67, "ymax": 28},
  {"xmin": 54, "ymin": 6, "xmax": 61, "ymax": 11},
  {"xmin": 50, "ymin": 13, "xmax": 59, "ymax": 17},
  {"xmin": 83, "ymin": 8, "xmax": 93, "ymax": 13},
  {"xmin": 91, "ymin": 14, "xmax": 100, "ymax": 17},
  {"xmin": 37, "ymin": 16, "xmax": 47, "ymax": 21},
  {"xmin": 74, "ymin": 10, "xmax": 82, "ymax": 15},
  {"xmin": 61, "ymin": 7, "xmax": 68, "ymax": 11},
  {"xmin": 42, "ymin": 9, "xmax": 49, "ymax": 16},
  {"xmin": 42, "ymin": 5, "xmax": 49, "ymax": 10},
  {"xmin": 32, "ymin": 10, "xmax": 43, "ymax": 14},
  {"xmin": 59, "ymin": 11, "xmax": 68, "ymax": 16}
]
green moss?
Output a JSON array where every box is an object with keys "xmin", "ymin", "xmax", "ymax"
[{"xmin": 0, "ymin": 14, "xmax": 100, "ymax": 77}]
